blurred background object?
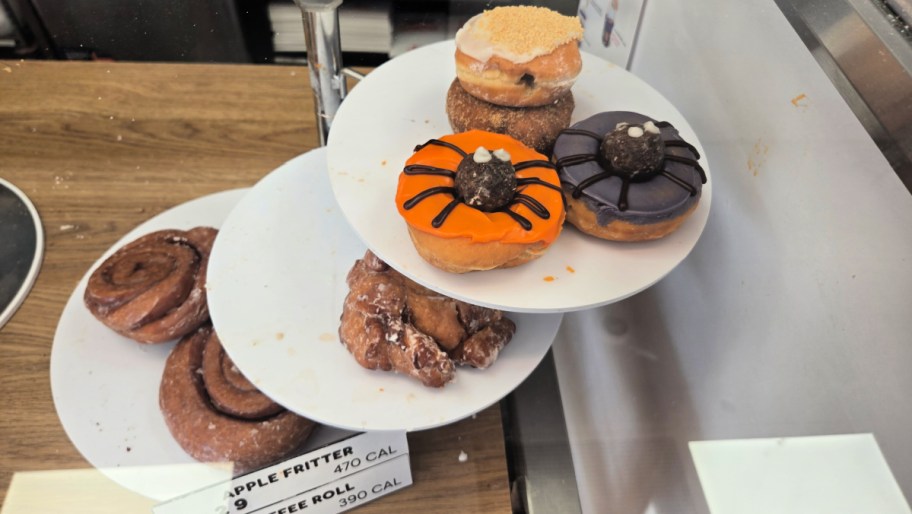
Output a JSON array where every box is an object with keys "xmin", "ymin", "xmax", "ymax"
[
  {"xmin": 0, "ymin": 0, "xmax": 576, "ymax": 64},
  {"xmin": 577, "ymin": 0, "xmax": 645, "ymax": 68},
  {"xmin": 0, "ymin": 0, "xmax": 263, "ymax": 61}
]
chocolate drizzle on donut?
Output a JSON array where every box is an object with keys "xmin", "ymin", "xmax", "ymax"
[
  {"xmin": 560, "ymin": 128, "xmax": 602, "ymax": 139},
  {"xmin": 413, "ymin": 138, "xmax": 468, "ymax": 157},
  {"xmin": 403, "ymin": 186, "xmax": 457, "ymax": 209},
  {"xmin": 556, "ymin": 120, "xmax": 706, "ymax": 211},
  {"xmin": 402, "ymin": 139, "xmax": 560, "ymax": 229},
  {"xmin": 514, "ymin": 159, "xmax": 556, "ymax": 171},
  {"xmin": 403, "ymin": 164, "xmax": 456, "ymax": 178}
]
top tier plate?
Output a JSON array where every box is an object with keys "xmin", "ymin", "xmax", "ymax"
[{"xmin": 327, "ymin": 40, "xmax": 712, "ymax": 313}]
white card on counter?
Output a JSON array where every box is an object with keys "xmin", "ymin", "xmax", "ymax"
[
  {"xmin": 690, "ymin": 433, "xmax": 911, "ymax": 514},
  {"xmin": 154, "ymin": 431, "xmax": 412, "ymax": 514}
]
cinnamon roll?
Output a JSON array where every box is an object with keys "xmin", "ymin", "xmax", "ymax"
[
  {"xmin": 201, "ymin": 330, "xmax": 284, "ymax": 419},
  {"xmin": 552, "ymin": 112, "xmax": 707, "ymax": 241},
  {"xmin": 84, "ymin": 227, "xmax": 216, "ymax": 343},
  {"xmin": 160, "ymin": 326, "xmax": 316, "ymax": 474}
]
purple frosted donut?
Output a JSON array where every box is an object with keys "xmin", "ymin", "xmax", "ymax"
[{"xmin": 552, "ymin": 111, "xmax": 706, "ymax": 241}]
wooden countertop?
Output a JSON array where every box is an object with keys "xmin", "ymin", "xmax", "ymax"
[{"xmin": 0, "ymin": 59, "xmax": 512, "ymax": 513}]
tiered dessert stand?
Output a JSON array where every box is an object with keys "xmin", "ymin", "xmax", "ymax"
[{"xmin": 48, "ymin": 11, "xmax": 710, "ymax": 502}]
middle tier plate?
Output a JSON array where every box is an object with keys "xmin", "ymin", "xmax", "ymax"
[
  {"xmin": 326, "ymin": 40, "xmax": 712, "ymax": 313},
  {"xmin": 206, "ymin": 148, "xmax": 563, "ymax": 432}
]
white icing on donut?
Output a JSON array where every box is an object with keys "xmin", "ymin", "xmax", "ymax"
[
  {"xmin": 627, "ymin": 126, "xmax": 645, "ymax": 138},
  {"xmin": 493, "ymin": 148, "xmax": 511, "ymax": 162},
  {"xmin": 456, "ymin": 15, "xmax": 501, "ymax": 62},
  {"xmin": 473, "ymin": 147, "xmax": 492, "ymax": 163},
  {"xmin": 455, "ymin": 8, "xmax": 582, "ymax": 64}
]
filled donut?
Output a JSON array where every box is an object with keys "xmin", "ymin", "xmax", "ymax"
[
  {"xmin": 339, "ymin": 251, "xmax": 516, "ymax": 388},
  {"xmin": 446, "ymin": 78, "xmax": 574, "ymax": 154},
  {"xmin": 454, "ymin": 6, "xmax": 583, "ymax": 107},
  {"xmin": 159, "ymin": 326, "xmax": 316, "ymax": 473},
  {"xmin": 552, "ymin": 111, "xmax": 707, "ymax": 241},
  {"xmin": 84, "ymin": 227, "xmax": 216, "ymax": 343},
  {"xmin": 395, "ymin": 130, "xmax": 565, "ymax": 273}
]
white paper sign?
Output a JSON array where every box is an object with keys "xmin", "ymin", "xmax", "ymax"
[{"xmin": 154, "ymin": 431, "xmax": 412, "ymax": 514}]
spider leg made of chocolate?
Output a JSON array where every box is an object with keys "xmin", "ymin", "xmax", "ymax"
[
  {"xmin": 556, "ymin": 121, "xmax": 706, "ymax": 211},
  {"xmin": 402, "ymin": 139, "xmax": 564, "ymax": 230}
]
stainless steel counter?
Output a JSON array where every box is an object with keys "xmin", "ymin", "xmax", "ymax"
[{"xmin": 552, "ymin": 0, "xmax": 912, "ymax": 512}]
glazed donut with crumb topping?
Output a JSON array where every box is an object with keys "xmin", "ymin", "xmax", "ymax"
[
  {"xmin": 454, "ymin": 6, "xmax": 583, "ymax": 107},
  {"xmin": 395, "ymin": 130, "xmax": 565, "ymax": 273}
]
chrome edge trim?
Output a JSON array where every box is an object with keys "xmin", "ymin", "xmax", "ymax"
[{"xmin": 774, "ymin": 0, "xmax": 912, "ymax": 193}]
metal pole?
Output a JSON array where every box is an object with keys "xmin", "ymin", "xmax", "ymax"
[{"xmin": 295, "ymin": 0, "xmax": 347, "ymax": 146}]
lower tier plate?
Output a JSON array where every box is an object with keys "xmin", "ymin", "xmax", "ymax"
[{"xmin": 206, "ymin": 148, "xmax": 563, "ymax": 432}]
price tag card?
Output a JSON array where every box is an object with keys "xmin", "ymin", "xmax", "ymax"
[{"xmin": 154, "ymin": 431, "xmax": 412, "ymax": 514}]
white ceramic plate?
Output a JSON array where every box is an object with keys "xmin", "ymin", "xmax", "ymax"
[
  {"xmin": 327, "ymin": 40, "xmax": 712, "ymax": 313},
  {"xmin": 206, "ymin": 148, "xmax": 563, "ymax": 432},
  {"xmin": 49, "ymin": 189, "xmax": 354, "ymax": 501}
]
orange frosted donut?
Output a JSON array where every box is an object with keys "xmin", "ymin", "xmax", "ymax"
[{"xmin": 395, "ymin": 130, "xmax": 565, "ymax": 273}]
